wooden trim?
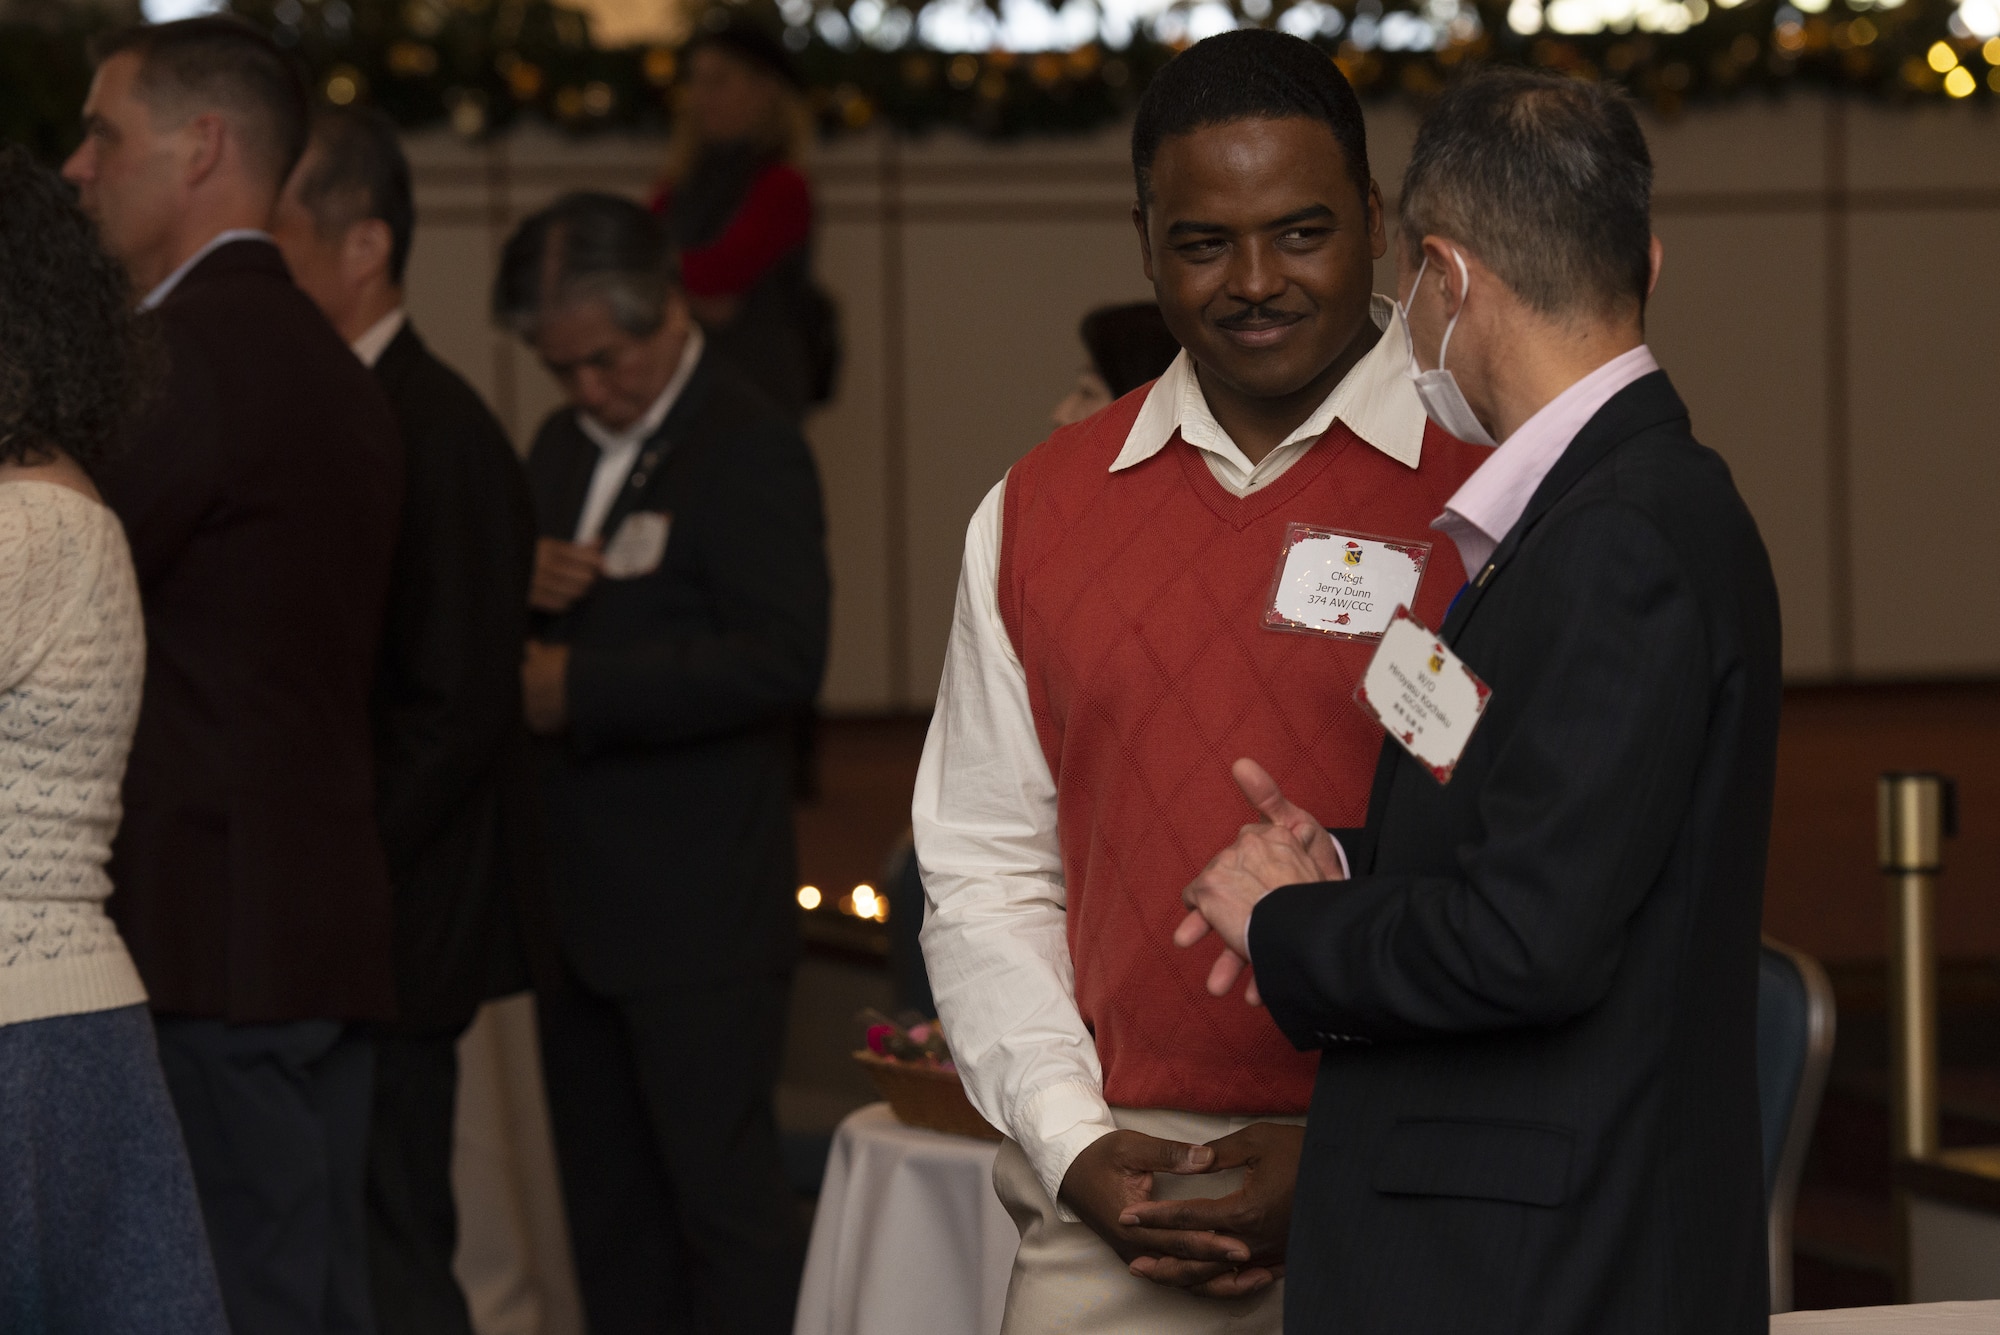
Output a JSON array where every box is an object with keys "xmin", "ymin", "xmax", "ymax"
[{"xmin": 1900, "ymin": 1150, "xmax": 2000, "ymax": 1215}]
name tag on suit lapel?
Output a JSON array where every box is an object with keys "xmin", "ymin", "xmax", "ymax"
[
  {"xmin": 602, "ymin": 510, "xmax": 671, "ymax": 579},
  {"xmin": 1263, "ymin": 524, "xmax": 1432, "ymax": 640},
  {"xmin": 1353, "ymin": 606, "xmax": 1492, "ymax": 784}
]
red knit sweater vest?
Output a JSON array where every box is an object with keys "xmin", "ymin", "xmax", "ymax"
[{"xmin": 997, "ymin": 392, "xmax": 1487, "ymax": 1113}]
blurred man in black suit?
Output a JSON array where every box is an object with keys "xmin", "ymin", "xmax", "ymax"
[
  {"xmin": 272, "ymin": 106, "xmax": 540, "ymax": 1335},
  {"xmin": 1160, "ymin": 72, "xmax": 1780, "ymax": 1334},
  {"xmin": 63, "ymin": 19, "xmax": 403, "ymax": 1334},
  {"xmin": 495, "ymin": 192, "xmax": 829, "ymax": 1335}
]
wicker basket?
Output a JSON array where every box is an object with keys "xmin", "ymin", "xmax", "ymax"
[{"xmin": 854, "ymin": 1051, "xmax": 1002, "ymax": 1140}]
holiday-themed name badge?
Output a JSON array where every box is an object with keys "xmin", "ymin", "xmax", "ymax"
[
  {"xmin": 1263, "ymin": 524, "xmax": 1432, "ymax": 640},
  {"xmin": 603, "ymin": 510, "xmax": 671, "ymax": 579},
  {"xmin": 1352, "ymin": 606, "xmax": 1492, "ymax": 784}
]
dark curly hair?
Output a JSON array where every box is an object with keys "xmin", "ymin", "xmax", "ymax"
[{"xmin": 0, "ymin": 145, "xmax": 158, "ymax": 474}]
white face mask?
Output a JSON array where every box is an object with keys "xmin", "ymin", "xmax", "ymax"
[{"xmin": 1399, "ymin": 250, "xmax": 1497, "ymax": 448}]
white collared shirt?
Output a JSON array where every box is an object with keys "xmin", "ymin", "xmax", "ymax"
[
  {"xmin": 138, "ymin": 229, "xmax": 274, "ymax": 312},
  {"xmin": 572, "ymin": 328, "xmax": 704, "ymax": 544},
  {"xmin": 1431, "ymin": 343, "xmax": 1660, "ymax": 579},
  {"xmin": 1112, "ymin": 295, "xmax": 1426, "ymax": 495},
  {"xmin": 912, "ymin": 296, "xmax": 1426, "ymax": 1213},
  {"xmin": 349, "ymin": 307, "xmax": 408, "ymax": 369}
]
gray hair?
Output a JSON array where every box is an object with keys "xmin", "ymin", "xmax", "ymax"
[
  {"xmin": 1399, "ymin": 71, "xmax": 1653, "ymax": 318},
  {"xmin": 493, "ymin": 191, "xmax": 677, "ymax": 339}
]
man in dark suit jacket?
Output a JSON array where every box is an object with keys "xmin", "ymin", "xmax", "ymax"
[
  {"xmin": 1154, "ymin": 73, "xmax": 1781, "ymax": 1334},
  {"xmin": 63, "ymin": 20, "xmax": 402, "ymax": 1334},
  {"xmin": 496, "ymin": 191, "xmax": 830, "ymax": 1335},
  {"xmin": 273, "ymin": 107, "xmax": 541, "ymax": 1335}
]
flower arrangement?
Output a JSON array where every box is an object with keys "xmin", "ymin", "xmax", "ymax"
[
  {"xmin": 862, "ymin": 1008, "xmax": 956, "ymax": 1069},
  {"xmin": 854, "ymin": 1008, "xmax": 999, "ymax": 1139}
]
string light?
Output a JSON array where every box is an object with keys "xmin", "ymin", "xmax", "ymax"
[
  {"xmin": 797, "ymin": 885, "xmax": 823, "ymax": 910},
  {"xmin": 852, "ymin": 884, "xmax": 881, "ymax": 921}
]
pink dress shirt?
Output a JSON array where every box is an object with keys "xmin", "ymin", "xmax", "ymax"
[
  {"xmin": 1431, "ymin": 343, "xmax": 1661, "ymax": 581},
  {"xmin": 1267, "ymin": 343, "xmax": 1666, "ymax": 937}
]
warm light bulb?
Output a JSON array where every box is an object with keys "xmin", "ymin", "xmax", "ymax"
[
  {"xmin": 852, "ymin": 884, "xmax": 879, "ymax": 919},
  {"xmin": 1984, "ymin": 35, "xmax": 2000, "ymax": 62},
  {"xmin": 1927, "ymin": 39, "xmax": 1960, "ymax": 71},
  {"xmin": 797, "ymin": 885, "xmax": 822, "ymax": 910},
  {"xmin": 1944, "ymin": 64, "xmax": 1977, "ymax": 94}
]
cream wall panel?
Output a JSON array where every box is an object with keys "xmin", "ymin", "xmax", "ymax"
[
  {"xmin": 394, "ymin": 96, "xmax": 1999, "ymax": 707},
  {"xmin": 1363, "ymin": 103, "xmax": 1422, "ymax": 198},
  {"xmin": 899, "ymin": 217, "xmax": 1157, "ymax": 704},
  {"xmin": 1848, "ymin": 103, "xmax": 2000, "ymax": 191},
  {"xmin": 1648, "ymin": 214, "xmax": 1835, "ymax": 677},
  {"xmin": 403, "ymin": 222, "xmax": 507, "ymax": 420},
  {"xmin": 1847, "ymin": 208, "xmax": 2000, "ymax": 676},
  {"xmin": 813, "ymin": 214, "xmax": 895, "ymax": 711},
  {"xmin": 1644, "ymin": 99, "xmax": 1828, "ymax": 195}
]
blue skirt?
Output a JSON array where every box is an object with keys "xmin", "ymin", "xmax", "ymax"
[{"xmin": 0, "ymin": 1004, "xmax": 228, "ymax": 1335}]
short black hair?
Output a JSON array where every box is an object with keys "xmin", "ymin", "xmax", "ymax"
[
  {"xmin": 0, "ymin": 146, "xmax": 159, "ymax": 474},
  {"xmin": 1131, "ymin": 29, "xmax": 1369, "ymax": 210},
  {"xmin": 1081, "ymin": 302, "xmax": 1181, "ymax": 399},
  {"xmin": 93, "ymin": 17, "xmax": 309, "ymax": 191},
  {"xmin": 494, "ymin": 191, "xmax": 678, "ymax": 339},
  {"xmin": 294, "ymin": 106, "xmax": 416, "ymax": 286},
  {"xmin": 1401, "ymin": 70, "xmax": 1653, "ymax": 316}
]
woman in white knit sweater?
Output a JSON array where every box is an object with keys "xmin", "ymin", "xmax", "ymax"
[{"xmin": 0, "ymin": 146, "xmax": 227, "ymax": 1331}]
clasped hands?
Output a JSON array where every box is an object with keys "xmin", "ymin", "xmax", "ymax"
[
  {"xmin": 1055, "ymin": 758, "xmax": 1343, "ymax": 1297},
  {"xmin": 1058, "ymin": 1121, "xmax": 1305, "ymax": 1299}
]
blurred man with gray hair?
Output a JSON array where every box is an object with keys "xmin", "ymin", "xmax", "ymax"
[
  {"xmin": 1162, "ymin": 70, "xmax": 1781, "ymax": 1333},
  {"xmin": 496, "ymin": 191, "xmax": 829, "ymax": 1334}
]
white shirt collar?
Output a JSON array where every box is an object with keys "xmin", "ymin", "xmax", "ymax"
[
  {"xmin": 1432, "ymin": 343, "xmax": 1661, "ymax": 578},
  {"xmin": 350, "ymin": 307, "xmax": 408, "ymax": 369},
  {"xmin": 1111, "ymin": 295, "xmax": 1428, "ymax": 480},
  {"xmin": 138, "ymin": 229, "xmax": 274, "ymax": 312},
  {"xmin": 577, "ymin": 327, "xmax": 705, "ymax": 456}
]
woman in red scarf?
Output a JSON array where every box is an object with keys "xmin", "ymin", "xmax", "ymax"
[{"xmin": 650, "ymin": 18, "xmax": 826, "ymax": 420}]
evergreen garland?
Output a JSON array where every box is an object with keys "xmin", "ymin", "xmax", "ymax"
[{"xmin": 2, "ymin": 0, "xmax": 1993, "ymax": 161}]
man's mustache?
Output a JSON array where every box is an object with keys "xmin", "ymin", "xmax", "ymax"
[{"xmin": 1215, "ymin": 303, "xmax": 1306, "ymax": 330}]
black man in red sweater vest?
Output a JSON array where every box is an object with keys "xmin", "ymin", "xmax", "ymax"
[{"xmin": 914, "ymin": 30, "xmax": 1488, "ymax": 1335}]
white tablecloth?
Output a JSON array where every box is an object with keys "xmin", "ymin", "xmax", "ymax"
[
  {"xmin": 794, "ymin": 1103, "xmax": 1019, "ymax": 1335},
  {"xmin": 1774, "ymin": 1301, "xmax": 2000, "ymax": 1331},
  {"xmin": 799, "ymin": 1113, "xmax": 2000, "ymax": 1335}
]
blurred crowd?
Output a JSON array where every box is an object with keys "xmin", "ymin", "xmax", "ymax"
[{"xmin": 0, "ymin": 13, "xmax": 834, "ymax": 1335}]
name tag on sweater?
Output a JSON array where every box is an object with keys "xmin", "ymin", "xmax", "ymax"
[
  {"xmin": 1263, "ymin": 524, "xmax": 1432, "ymax": 639},
  {"xmin": 1353, "ymin": 607, "xmax": 1492, "ymax": 784}
]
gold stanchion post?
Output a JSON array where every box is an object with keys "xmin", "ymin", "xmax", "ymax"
[{"xmin": 1879, "ymin": 771, "xmax": 1956, "ymax": 1298}]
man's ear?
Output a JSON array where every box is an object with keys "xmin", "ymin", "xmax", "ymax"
[
  {"xmin": 1133, "ymin": 202, "xmax": 1155, "ymax": 284},
  {"xmin": 1365, "ymin": 179, "xmax": 1386, "ymax": 263},
  {"xmin": 343, "ymin": 217, "xmax": 394, "ymax": 287},
  {"xmin": 1646, "ymin": 235, "xmax": 1664, "ymax": 297},
  {"xmin": 182, "ymin": 112, "xmax": 227, "ymax": 189},
  {"xmin": 1420, "ymin": 235, "xmax": 1469, "ymax": 318}
]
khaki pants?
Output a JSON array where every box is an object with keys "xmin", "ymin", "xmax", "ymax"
[{"xmin": 993, "ymin": 1107, "xmax": 1306, "ymax": 1335}]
